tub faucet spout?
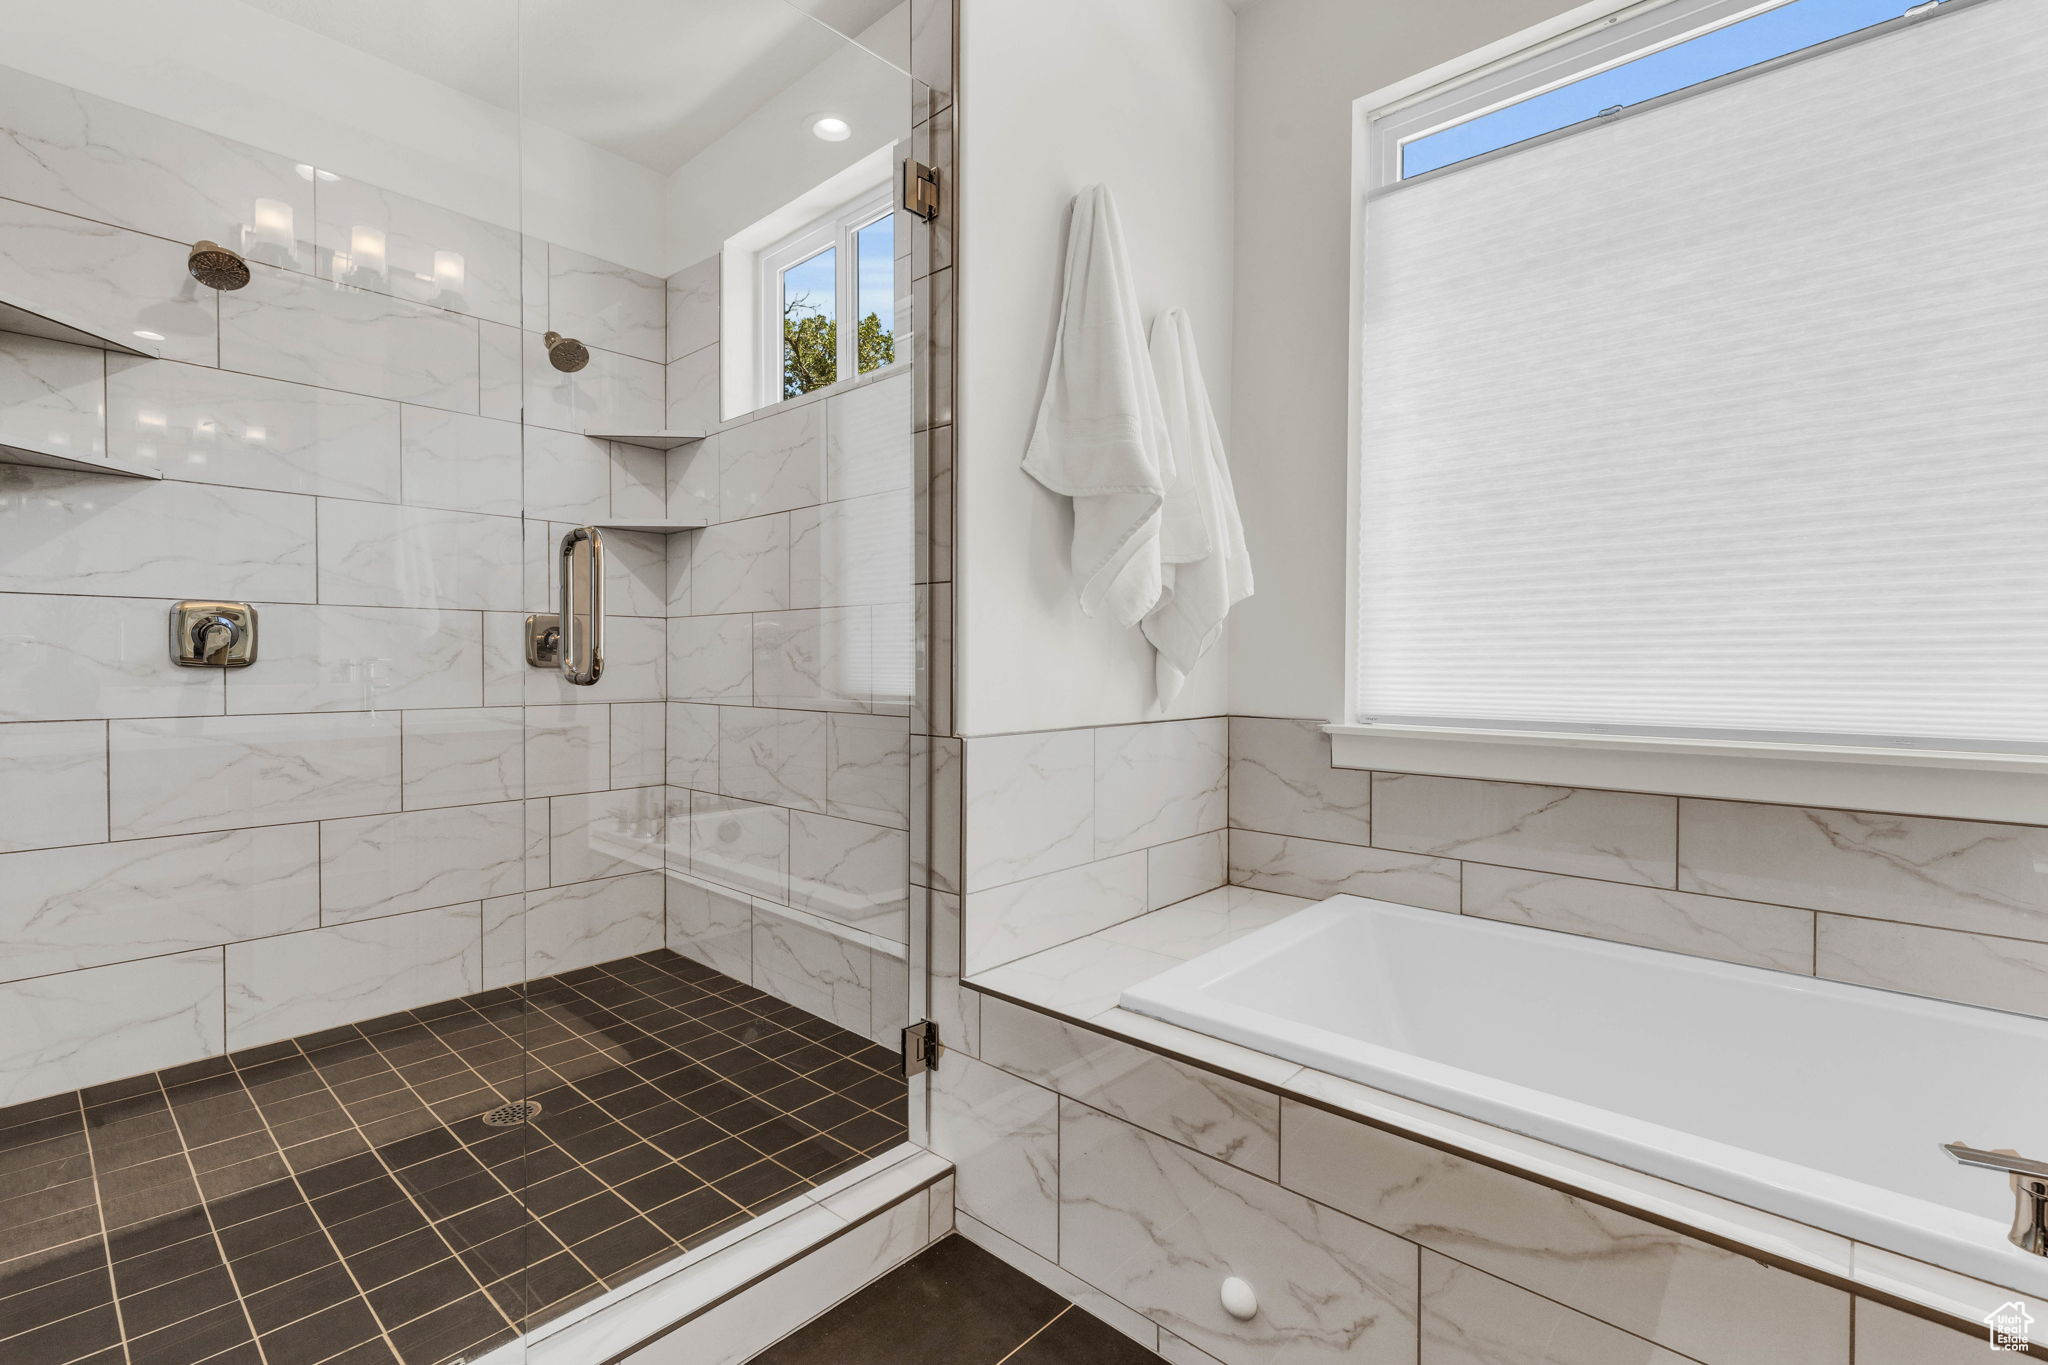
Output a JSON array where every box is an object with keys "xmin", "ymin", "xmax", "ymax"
[{"xmin": 1944, "ymin": 1142, "xmax": 2048, "ymax": 1256}]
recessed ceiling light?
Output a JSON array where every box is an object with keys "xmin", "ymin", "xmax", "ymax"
[
  {"xmin": 810, "ymin": 116, "xmax": 852, "ymax": 142},
  {"xmin": 132, "ymin": 330, "xmax": 165, "ymax": 341}
]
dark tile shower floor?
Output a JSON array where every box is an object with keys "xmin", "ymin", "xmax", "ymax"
[{"xmin": 0, "ymin": 950, "xmax": 908, "ymax": 1365}]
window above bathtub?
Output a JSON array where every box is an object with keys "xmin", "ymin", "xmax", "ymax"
[{"xmin": 1340, "ymin": 0, "xmax": 2048, "ymax": 824}]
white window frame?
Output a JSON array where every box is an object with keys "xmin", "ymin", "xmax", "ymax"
[
  {"xmin": 756, "ymin": 186, "xmax": 896, "ymax": 408},
  {"xmin": 1334, "ymin": 0, "xmax": 2048, "ymax": 825}
]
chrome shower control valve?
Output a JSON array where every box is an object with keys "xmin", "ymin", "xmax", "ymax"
[{"xmin": 170, "ymin": 601, "xmax": 257, "ymax": 668}]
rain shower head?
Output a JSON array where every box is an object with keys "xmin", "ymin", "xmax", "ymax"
[
  {"xmin": 543, "ymin": 331, "xmax": 590, "ymax": 373},
  {"xmin": 187, "ymin": 240, "xmax": 250, "ymax": 291}
]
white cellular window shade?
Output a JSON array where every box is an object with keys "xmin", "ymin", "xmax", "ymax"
[{"xmin": 1355, "ymin": 0, "xmax": 2048, "ymax": 756}]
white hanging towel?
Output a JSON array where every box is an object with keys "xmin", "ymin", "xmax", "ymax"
[
  {"xmin": 1142, "ymin": 307, "xmax": 1253, "ymax": 705},
  {"xmin": 1022, "ymin": 186, "xmax": 1173, "ymax": 627}
]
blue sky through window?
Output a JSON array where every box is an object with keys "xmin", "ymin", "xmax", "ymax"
[
  {"xmin": 783, "ymin": 247, "xmax": 836, "ymax": 323},
  {"xmin": 1402, "ymin": 0, "xmax": 1935, "ymax": 177}
]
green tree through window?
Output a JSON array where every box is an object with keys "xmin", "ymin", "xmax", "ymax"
[{"xmin": 784, "ymin": 296, "xmax": 895, "ymax": 399}]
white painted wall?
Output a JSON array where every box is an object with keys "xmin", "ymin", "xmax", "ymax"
[
  {"xmin": 1225, "ymin": 0, "xmax": 1585, "ymax": 722},
  {"xmin": 1, "ymin": 0, "xmax": 667, "ymax": 272},
  {"xmin": 662, "ymin": 5, "xmax": 911, "ymax": 275},
  {"xmin": 955, "ymin": 0, "xmax": 1238, "ymax": 736}
]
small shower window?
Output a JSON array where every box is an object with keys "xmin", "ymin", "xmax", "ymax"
[{"xmin": 759, "ymin": 186, "xmax": 897, "ymax": 404}]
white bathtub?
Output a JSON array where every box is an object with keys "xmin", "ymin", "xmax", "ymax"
[{"xmin": 1120, "ymin": 895, "xmax": 2048, "ymax": 1294}]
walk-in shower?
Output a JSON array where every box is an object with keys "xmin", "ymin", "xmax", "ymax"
[{"xmin": 0, "ymin": 2, "xmax": 929, "ymax": 1362}]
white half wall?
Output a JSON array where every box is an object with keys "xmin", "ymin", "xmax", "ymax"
[
  {"xmin": 955, "ymin": 0, "xmax": 1238, "ymax": 736},
  {"xmin": 1226, "ymin": 0, "xmax": 1586, "ymax": 722}
]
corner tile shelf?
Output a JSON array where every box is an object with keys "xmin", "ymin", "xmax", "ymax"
[
  {"xmin": 0, "ymin": 440, "xmax": 161, "ymax": 480},
  {"xmin": 592, "ymin": 518, "xmax": 708, "ymax": 534},
  {"xmin": 584, "ymin": 430, "xmax": 707, "ymax": 451},
  {"xmin": 1, "ymin": 296, "xmax": 160, "ymax": 358}
]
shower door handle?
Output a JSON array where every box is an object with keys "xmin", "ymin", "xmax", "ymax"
[{"xmin": 559, "ymin": 526, "xmax": 605, "ymax": 686}]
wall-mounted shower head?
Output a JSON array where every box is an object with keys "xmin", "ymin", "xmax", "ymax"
[
  {"xmin": 543, "ymin": 331, "xmax": 590, "ymax": 373},
  {"xmin": 187, "ymin": 240, "xmax": 250, "ymax": 291}
]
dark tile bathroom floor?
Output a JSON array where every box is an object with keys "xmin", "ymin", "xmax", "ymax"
[
  {"xmin": 0, "ymin": 950, "xmax": 908, "ymax": 1365},
  {"xmin": 748, "ymin": 1236, "xmax": 1165, "ymax": 1365}
]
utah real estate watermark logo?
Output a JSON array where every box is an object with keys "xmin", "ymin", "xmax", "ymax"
[{"xmin": 1985, "ymin": 1300, "xmax": 2033, "ymax": 1353}]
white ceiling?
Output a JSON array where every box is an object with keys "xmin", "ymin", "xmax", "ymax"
[{"xmin": 238, "ymin": 0, "xmax": 906, "ymax": 173}]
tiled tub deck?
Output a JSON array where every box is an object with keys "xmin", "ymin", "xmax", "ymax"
[{"xmin": 0, "ymin": 950, "xmax": 907, "ymax": 1365}]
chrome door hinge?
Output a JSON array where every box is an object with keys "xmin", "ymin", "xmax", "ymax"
[
  {"xmin": 902, "ymin": 159, "xmax": 941, "ymax": 222},
  {"xmin": 901, "ymin": 1019, "xmax": 940, "ymax": 1077}
]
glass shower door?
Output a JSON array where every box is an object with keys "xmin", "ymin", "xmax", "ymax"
[{"xmin": 0, "ymin": 5, "xmax": 542, "ymax": 1363}]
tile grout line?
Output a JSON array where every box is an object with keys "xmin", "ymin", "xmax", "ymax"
[
  {"xmin": 76, "ymin": 1088, "xmax": 135, "ymax": 1365},
  {"xmin": 988, "ymin": 1305, "xmax": 1072, "ymax": 1365}
]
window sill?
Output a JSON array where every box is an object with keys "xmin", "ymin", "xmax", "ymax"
[{"xmin": 1324, "ymin": 723, "xmax": 2048, "ymax": 824}]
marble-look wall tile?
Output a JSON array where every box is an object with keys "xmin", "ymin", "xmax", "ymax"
[
  {"xmin": 1463, "ymin": 865, "xmax": 1816, "ymax": 973},
  {"xmin": 666, "ymin": 257, "xmax": 719, "ymax": 362},
  {"xmin": 1280, "ymin": 1099, "xmax": 1848, "ymax": 1365},
  {"xmin": 790, "ymin": 810, "xmax": 910, "ymax": 941},
  {"xmin": 315, "ymin": 175, "xmax": 521, "ymax": 326},
  {"xmin": 547, "ymin": 243, "xmax": 665, "ymax": 363},
  {"xmin": 929, "ymin": 737, "xmax": 963, "ymax": 895},
  {"xmin": 929, "ymin": 1053, "xmax": 1060, "ymax": 1259},
  {"xmin": 519, "ymin": 871, "xmax": 664, "ymax": 977},
  {"xmin": 0, "ymin": 949, "xmax": 225, "ymax": 1107},
  {"xmin": 664, "ymin": 346, "xmax": 720, "ymax": 435},
  {"xmin": 400, "ymin": 708, "xmax": 522, "ymax": 809},
  {"xmin": 0, "ymin": 68, "xmax": 312, "ymax": 269},
  {"xmin": 0, "ymin": 466, "xmax": 316, "ymax": 602},
  {"xmin": 0, "ymin": 594, "xmax": 222, "ymax": 722},
  {"xmin": 525, "ymin": 704, "xmax": 610, "ymax": 798},
  {"xmin": 1816, "ymin": 915, "xmax": 2048, "ymax": 1019},
  {"xmin": 752, "ymin": 901, "xmax": 874, "ymax": 1035},
  {"xmin": 320, "ymin": 802, "xmax": 524, "ymax": 922},
  {"xmin": 1229, "ymin": 828, "xmax": 1461, "ymax": 911},
  {"xmin": 524, "ymin": 428, "xmax": 615, "ymax": 522},
  {"xmin": 522, "ymin": 333, "xmax": 664, "ymax": 434},
  {"xmin": 1148, "ymin": 830, "xmax": 1227, "ymax": 911},
  {"xmin": 610, "ymin": 441, "xmax": 667, "ymax": 520},
  {"xmin": 477, "ymin": 319, "xmax": 522, "ymax": 422},
  {"xmin": 1093, "ymin": 719, "xmax": 1227, "ymax": 858},
  {"xmin": 598, "ymin": 526, "xmax": 671, "ymax": 621},
  {"xmin": 719, "ymin": 706, "xmax": 828, "ymax": 812},
  {"xmin": 665, "ymin": 702, "xmax": 719, "ymax": 788},
  {"xmin": 1679, "ymin": 799, "xmax": 2048, "ymax": 942},
  {"xmin": 720, "ymin": 400, "xmax": 824, "ymax": 521},
  {"xmin": 399, "ymin": 407, "xmax": 522, "ymax": 516},
  {"xmin": 666, "ymin": 872, "xmax": 753, "ymax": 980},
  {"xmin": 225, "ymin": 902, "xmax": 483, "ymax": 1050},
  {"xmin": 827, "ymin": 713, "xmax": 911, "ymax": 827},
  {"xmin": 551, "ymin": 787, "xmax": 666, "ymax": 884},
  {"xmin": 666, "ymin": 432, "xmax": 720, "ymax": 524},
  {"xmin": 224, "ymin": 605, "xmax": 482, "ymax": 713},
  {"xmin": 1850, "ymin": 1300, "xmax": 1986, "ymax": 1365},
  {"xmin": 0, "ymin": 720, "xmax": 107, "ymax": 852},
  {"xmin": 669, "ymin": 616, "xmax": 753, "ymax": 704},
  {"xmin": 964, "ymin": 853, "xmax": 1147, "ymax": 975},
  {"xmin": 0, "ymin": 196, "xmax": 219, "ymax": 365},
  {"xmin": 110, "ymin": 712, "xmax": 400, "ymax": 838},
  {"xmin": 827, "ymin": 372, "xmax": 914, "ymax": 500},
  {"xmin": 692, "ymin": 514, "xmax": 790, "ymax": 614},
  {"xmin": 0, "ymin": 825, "xmax": 317, "ymax": 981},
  {"xmin": 0, "ymin": 331, "xmax": 105, "ymax": 465},
  {"xmin": 1420, "ymin": 1252, "xmax": 1696, "ymax": 1365},
  {"xmin": 1372, "ymin": 773, "xmax": 1677, "ymax": 888},
  {"xmin": 688, "ymin": 792, "xmax": 790, "ymax": 901},
  {"xmin": 609, "ymin": 702, "xmax": 666, "ymax": 789},
  {"xmin": 964, "ymin": 729, "xmax": 1094, "ymax": 891},
  {"xmin": 107, "ymin": 357, "xmax": 400, "ymax": 500},
  {"xmin": 317, "ymin": 500, "xmax": 521, "ymax": 611},
  {"xmin": 222, "ymin": 264, "xmax": 479, "ymax": 411},
  {"xmin": 1062, "ymin": 1100, "xmax": 1417, "ymax": 1365},
  {"xmin": 754, "ymin": 608, "xmax": 872, "ymax": 711},
  {"xmin": 1227, "ymin": 716, "xmax": 1371, "ymax": 844},
  {"xmin": 929, "ymin": 890, "xmax": 981, "ymax": 1057},
  {"xmin": 1098, "ymin": 887, "xmax": 1311, "ymax": 964},
  {"xmin": 981, "ymin": 997, "xmax": 1279, "ymax": 1177}
]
